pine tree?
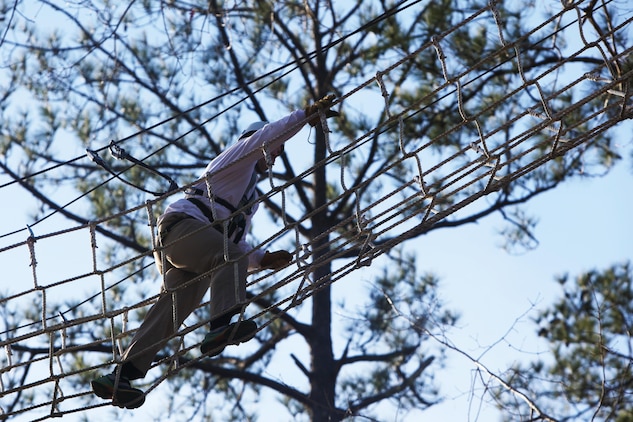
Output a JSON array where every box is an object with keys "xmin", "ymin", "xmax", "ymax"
[{"xmin": 0, "ymin": 1, "xmax": 629, "ymax": 420}]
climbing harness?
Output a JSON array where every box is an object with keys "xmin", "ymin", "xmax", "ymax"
[
  {"xmin": 184, "ymin": 170, "xmax": 259, "ymax": 244},
  {"xmin": 87, "ymin": 139, "xmax": 259, "ymax": 244}
]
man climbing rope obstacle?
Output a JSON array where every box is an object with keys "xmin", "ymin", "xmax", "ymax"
[{"xmin": 91, "ymin": 95, "xmax": 339, "ymax": 409}]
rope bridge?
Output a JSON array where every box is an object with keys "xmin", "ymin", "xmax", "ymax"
[{"xmin": 0, "ymin": 1, "xmax": 631, "ymax": 420}]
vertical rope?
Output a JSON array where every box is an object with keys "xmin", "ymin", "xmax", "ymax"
[
  {"xmin": 376, "ymin": 71, "xmax": 392, "ymax": 119},
  {"xmin": 50, "ymin": 378, "xmax": 61, "ymax": 417},
  {"xmin": 26, "ymin": 227, "xmax": 38, "ymax": 289},
  {"xmin": 146, "ymin": 200, "xmax": 158, "ymax": 250},
  {"xmin": 89, "ymin": 222, "xmax": 98, "ymax": 274},
  {"xmin": 118, "ymin": 310, "xmax": 129, "ymax": 357},
  {"xmin": 292, "ymin": 238, "xmax": 314, "ymax": 306},
  {"xmin": 204, "ymin": 173, "xmax": 220, "ymax": 221},
  {"xmin": 40, "ymin": 288, "xmax": 47, "ymax": 332},
  {"xmin": 398, "ymin": 117, "xmax": 428, "ymax": 197},
  {"xmin": 318, "ymin": 108, "xmax": 334, "ymax": 155}
]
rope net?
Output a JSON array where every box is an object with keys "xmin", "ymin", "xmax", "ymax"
[{"xmin": 0, "ymin": 1, "xmax": 631, "ymax": 420}]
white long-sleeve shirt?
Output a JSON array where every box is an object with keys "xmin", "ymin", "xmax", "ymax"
[{"xmin": 160, "ymin": 109, "xmax": 307, "ymax": 269}]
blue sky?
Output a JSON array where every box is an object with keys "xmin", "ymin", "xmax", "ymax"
[{"xmin": 1, "ymin": 1, "xmax": 632, "ymax": 421}]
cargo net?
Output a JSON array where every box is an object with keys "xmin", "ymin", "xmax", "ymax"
[{"xmin": 0, "ymin": 1, "xmax": 631, "ymax": 420}]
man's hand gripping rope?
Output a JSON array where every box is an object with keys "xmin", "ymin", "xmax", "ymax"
[{"xmin": 304, "ymin": 94, "xmax": 339, "ymax": 127}]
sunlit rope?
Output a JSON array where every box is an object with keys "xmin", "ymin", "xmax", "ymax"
[{"xmin": 0, "ymin": 1, "xmax": 631, "ymax": 420}]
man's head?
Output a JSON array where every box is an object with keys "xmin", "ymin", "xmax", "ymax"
[{"xmin": 239, "ymin": 121, "xmax": 268, "ymax": 140}]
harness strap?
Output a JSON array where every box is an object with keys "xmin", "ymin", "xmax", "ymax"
[
  {"xmin": 187, "ymin": 197, "xmax": 217, "ymax": 223},
  {"xmin": 186, "ymin": 168, "xmax": 257, "ymax": 215},
  {"xmin": 184, "ymin": 170, "xmax": 258, "ymax": 244},
  {"xmin": 186, "ymin": 197, "xmax": 246, "ymax": 244},
  {"xmin": 185, "ymin": 188, "xmax": 239, "ymax": 213}
]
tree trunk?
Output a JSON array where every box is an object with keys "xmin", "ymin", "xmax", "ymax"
[{"xmin": 308, "ymin": 123, "xmax": 338, "ymax": 421}]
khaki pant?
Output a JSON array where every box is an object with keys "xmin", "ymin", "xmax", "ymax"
[{"xmin": 121, "ymin": 212, "xmax": 248, "ymax": 377}]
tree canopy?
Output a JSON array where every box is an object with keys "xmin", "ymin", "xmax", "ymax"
[
  {"xmin": 497, "ymin": 262, "xmax": 633, "ymax": 422},
  {"xmin": 0, "ymin": 1, "xmax": 630, "ymax": 421}
]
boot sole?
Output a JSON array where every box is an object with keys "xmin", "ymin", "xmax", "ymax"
[
  {"xmin": 201, "ymin": 320, "xmax": 257, "ymax": 356},
  {"xmin": 91, "ymin": 379, "xmax": 146, "ymax": 409}
]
